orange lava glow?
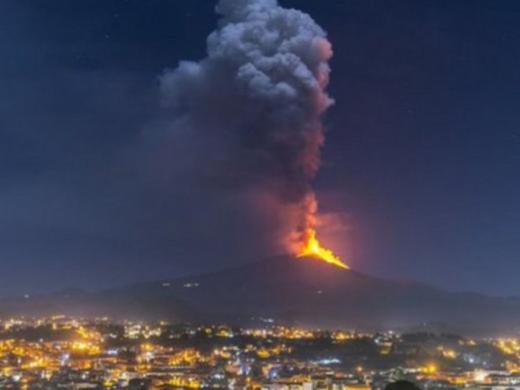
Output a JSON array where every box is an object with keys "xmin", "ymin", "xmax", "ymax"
[{"xmin": 297, "ymin": 229, "xmax": 349, "ymax": 270}]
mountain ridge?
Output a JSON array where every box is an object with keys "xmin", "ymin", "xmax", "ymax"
[{"xmin": 1, "ymin": 256, "xmax": 518, "ymax": 334}]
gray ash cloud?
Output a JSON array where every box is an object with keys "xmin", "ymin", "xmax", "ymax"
[{"xmin": 158, "ymin": 0, "xmax": 334, "ymax": 253}]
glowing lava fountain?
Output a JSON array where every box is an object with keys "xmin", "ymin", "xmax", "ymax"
[{"xmin": 297, "ymin": 229, "xmax": 349, "ymax": 270}]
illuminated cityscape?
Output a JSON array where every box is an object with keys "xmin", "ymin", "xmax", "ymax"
[
  {"xmin": 0, "ymin": 316, "xmax": 520, "ymax": 389},
  {"xmin": 2, "ymin": 0, "xmax": 520, "ymax": 389}
]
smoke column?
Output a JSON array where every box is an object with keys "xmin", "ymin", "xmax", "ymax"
[{"xmin": 160, "ymin": 0, "xmax": 339, "ymax": 260}]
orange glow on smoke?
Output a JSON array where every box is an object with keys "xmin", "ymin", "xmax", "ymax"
[
  {"xmin": 297, "ymin": 229, "xmax": 349, "ymax": 270},
  {"xmin": 287, "ymin": 193, "xmax": 349, "ymax": 270}
]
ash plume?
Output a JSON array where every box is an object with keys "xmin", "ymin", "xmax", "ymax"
[{"xmin": 159, "ymin": 0, "xmax": 334, "ymax": 255}]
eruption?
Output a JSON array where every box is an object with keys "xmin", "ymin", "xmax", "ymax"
[
  {"xmin": 298, "ymin": 230, "xmax": 348, "ymax": 269},
  {"xmin": 160, "ymin": 0, "xmax": 348, "ymax": 269},
  {"xmin": 291, "ymin": 194, "xmax": 349, "ymax": 269}
]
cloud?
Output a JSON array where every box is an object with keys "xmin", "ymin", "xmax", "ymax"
[{"xmin": 157, "ymin": 0, "xmax": 334, "ymax": 254}]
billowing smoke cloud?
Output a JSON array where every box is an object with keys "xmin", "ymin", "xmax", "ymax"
[{"xmin": 159, "ymin": 0, "xmax": 333, "ymax": 255}]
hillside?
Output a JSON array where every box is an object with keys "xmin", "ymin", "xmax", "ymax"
[{"xmin": 1, "ymin": 256, "xmax": 519, "ymax": 333}]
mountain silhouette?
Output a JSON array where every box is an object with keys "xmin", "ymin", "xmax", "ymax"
[{"xmin": 1, "ymin": 256, "xmax": 518, "ymax": 334}]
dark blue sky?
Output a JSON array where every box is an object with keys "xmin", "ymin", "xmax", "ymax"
[{"xmin": 1, "ymin": 0, "xmax": 519, "ymax": 295}]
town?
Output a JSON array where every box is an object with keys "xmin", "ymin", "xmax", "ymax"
[{"xmin": 0, "ymin": 316, "xmax": 519, "ymax": 389}]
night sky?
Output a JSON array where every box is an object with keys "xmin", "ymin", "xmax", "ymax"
[{"xmin": 1, "ymin": 0, "xmax": 519, "ymax": 295}]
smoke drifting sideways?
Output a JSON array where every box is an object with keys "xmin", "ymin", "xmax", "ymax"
[{"xmin": 159, "ymin": 0, "xmax": 336, "ymax": 258}]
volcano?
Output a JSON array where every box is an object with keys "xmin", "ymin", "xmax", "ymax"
[{"xmin": 2, "ymin": 256, "xmax": 520, "ymax": 334}]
